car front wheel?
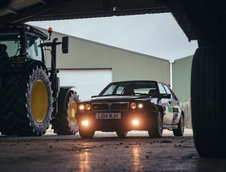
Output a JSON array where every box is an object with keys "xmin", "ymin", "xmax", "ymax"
[
  {"xmin": 148, "ymin": 111, "xmax": 163, "ymax": 138},
  {"xmin": 79, "ymin": 128, "xmax": 95, "ymax": 138},
  {"xmin": 173, "ymin": 114, "xmax": 184, "ymax": 137},
  {"xmin": 116, "ymin": 130, "xmax": 128, "ymax": 138}
]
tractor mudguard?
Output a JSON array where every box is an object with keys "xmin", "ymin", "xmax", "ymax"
[{"xmin": 3, "ymin": 60, "xmax": 47, "ymax": 74}]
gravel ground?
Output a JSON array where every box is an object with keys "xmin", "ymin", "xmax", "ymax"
[{"xmin": 0, "ymin": 129, "xmax": 226, "ymax": 172}]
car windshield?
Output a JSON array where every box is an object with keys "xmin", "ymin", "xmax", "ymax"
[
  {"xmin": 99, "ymin": 81, "xmax": 159, "ymax": 97},
  {"xmin": 0, "ymin": 31, "xmax": 21, "ymax": 58}
]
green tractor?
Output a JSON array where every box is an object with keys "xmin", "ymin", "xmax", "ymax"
[{"xmin": 0, "ymin": 24, "xmax": 79, "ymax": 136}]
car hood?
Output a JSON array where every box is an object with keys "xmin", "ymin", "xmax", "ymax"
[{"xmin": 88, "ymin": 95, "xmax": 150, "ymax": 103}]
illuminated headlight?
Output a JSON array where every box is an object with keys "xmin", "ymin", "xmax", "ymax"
[
  {"xmin": 79, "ymin": 104, "xmax": 85, "ymax": 111},
  {"xmin": 85, "ymin": 104, "xmax": 91, "ymax": 111},
  {"xmin": 138, "ymin": 103, "xmax": 144, "ymax": 109},
  {"xmin": 79, "ymin": 104, "xmax": 91, "ymax": 111},
  {"xmin": 130, "ymin": 102, "xmax": 137, "ymax": 110}
]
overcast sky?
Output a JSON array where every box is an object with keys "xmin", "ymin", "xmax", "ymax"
[{"xmin": 27, "ymin": 13, "xmax": 198, "ymax": 61}]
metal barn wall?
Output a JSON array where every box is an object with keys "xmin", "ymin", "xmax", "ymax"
[
  {"xmin": 172, "ymin": 55, "xmax": 193, "ymax": 102},
  {"xmin": 38, "ymin": 27, "xmax": 170, "ymax": 84},
  {"xmin": 172, "ymin": 55, "xmax": 193, "ymax": 128}
]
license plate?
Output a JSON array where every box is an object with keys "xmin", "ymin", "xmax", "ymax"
[{"xmin": 96, "ymin": 113, "xmax": 121, "ymax": 119}]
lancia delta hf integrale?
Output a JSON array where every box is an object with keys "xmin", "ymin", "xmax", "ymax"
[{"xmin": 77, "ymin": 80, "xmax": 184, "ymax": 138}]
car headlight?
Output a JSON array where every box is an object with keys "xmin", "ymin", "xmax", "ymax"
[
  {"xmin": 138, "ymin": 103, "xmax": 144, "ymax": 109},
  {"xmin": 130, "ymin": 102, "xmax": 137, "ymax": 110},
  {"xmin": 85, "ymin": 104, "xmax": 91, "ymax": 111},
  {"xmin": 79, "ymin": 103, "xmax": 91, "ymax": 111},
  {"xmin": 79, "ymin": 104, "xmax": 85, "ymax": 111}
]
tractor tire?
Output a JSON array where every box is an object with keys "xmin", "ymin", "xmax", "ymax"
[
  {"xmin": 1, "ymin": 65, "xmax": 53, "ymax": 136},
  {"xmin": 173, "ymin": 114, "xmax": 184, "ymax": 137},
  {"xmin": 52, "ymin": 88, "xmax": 79, "ymax": 135},
  {"xmin": 148, "ymin": 111, "xmax": 163, "ymax": 138},
  {"xmin": 191, "ymin": 46, "xmax": 226, "ymax": 157}
]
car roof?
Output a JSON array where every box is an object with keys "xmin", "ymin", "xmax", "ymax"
[{"xmin": 110, "ymin": 80, "xmax": 159, "ymax": 85}]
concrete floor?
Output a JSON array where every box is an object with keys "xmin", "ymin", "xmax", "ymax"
[{"xmin": 0, "ymin": 129, "xmax": 226, "ymax": 172}]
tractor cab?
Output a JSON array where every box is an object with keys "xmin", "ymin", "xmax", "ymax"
[{"xmin": 0, "ymin": 24, "xmax": 47, "ymax": 63}]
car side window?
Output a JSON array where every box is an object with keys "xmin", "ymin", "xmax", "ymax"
[
  {"xmin": 116, "ymin": 86, "xmax": 124, "ymax": 95},
  {"xmin": 158, "ymin": 83, "xmax": 166, "ymax": 94},
  {"xmin": 169, "ymin": 88, "xmax": 178, "ymax": 101},
  {"xmin": 103, "ymin": 85, "xmax": 116, "ymax": 95},
  {"xmin": 163, "ymin": 84, "xmax": 173, "ymax": 99}
]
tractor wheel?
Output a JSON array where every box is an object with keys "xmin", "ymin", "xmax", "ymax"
[
  {"xmin": 52, "ymin": 88, "xmax": 79, "ymax": 135},
  {"xmin": 148, "ymin": 111, "xmax": 163, "ymax": 138},
  {"xmin": 191, "ymin": 46, "xmax": 226, "ymax": 157},
  {"xmin": 1, "ymin": 65, "xmax": 53, "ymax": 136}
]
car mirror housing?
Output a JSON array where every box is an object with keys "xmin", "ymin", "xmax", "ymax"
[{"xmin": 91, "ymin": 95, "xmax": 98, "ymax": 98}]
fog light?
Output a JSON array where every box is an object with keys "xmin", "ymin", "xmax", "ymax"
[
  {"xmin": 79, "ymin": 104, "xmax": 85, "ymax": 111},
  {"xmin": 132, "ymin": 119, "xmax": 139, "ymax": 126},
  {"xmin": 82, "ymin": 120, "xmax": 89, "ymax": 127}
]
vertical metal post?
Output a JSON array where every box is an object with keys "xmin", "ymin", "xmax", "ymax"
[{"xmin": 51, "ymin": 38, "xmax": 59, "ymax": 116}]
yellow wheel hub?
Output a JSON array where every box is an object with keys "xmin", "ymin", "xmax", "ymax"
[
  {"xmin": 31, "ymin": 80, "xmax": 48, "ymax": 122},
  {"xmin": 69, "ymin": 101, "xmax": 77, "ymax": 125}
]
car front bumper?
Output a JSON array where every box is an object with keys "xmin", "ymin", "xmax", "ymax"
[{"xmin": 78, "ymin": 111, "xmax": 154, "ymax": 132}]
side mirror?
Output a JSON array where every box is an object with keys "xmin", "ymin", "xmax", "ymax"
[
  {"xmin": 160, "ymin": 93, "xmax": 171, "ymax": 99},
  {"xmin": 91, "ymin": 95, "xmax": 98, "ymax": 98},
  {"xmin": 62, "ymin": 36, "xmax": 68, "ymax": 54}
]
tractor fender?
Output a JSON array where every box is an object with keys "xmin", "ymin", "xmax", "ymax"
[
  {"xmin": 22, "ymin": 60, "xmax": 48, "ymax": 74},
  {"xmin": 5, "ymin": 60, "xmax": 48, "ymax": 75}
]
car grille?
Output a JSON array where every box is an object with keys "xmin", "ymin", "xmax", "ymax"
[
  {"xmin": 92, "ymin": 104, "xmax": 109, "ymax": 111},
  {"xmin": 92, "ymin": 103, "xmax": 128, "ymax": 111},
  {"xmin": 111, "ymin": 104, "xmax": 128, "ymax": 110}
]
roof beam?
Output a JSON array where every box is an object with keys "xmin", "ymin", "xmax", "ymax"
[
  {"xmin": 29, "ymin": 0, "xmax": 169, "ymax": 21},
  {"xmin": 0, "ymin": 0, "xmax": 73, "ymax": 24}
]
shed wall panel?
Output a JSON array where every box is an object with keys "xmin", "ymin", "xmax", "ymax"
[
  {"xmin": 38, "ymin": 27, "xmax": 170, "ymax": 84},
  {"xmin": 172, "ymin": 55, "xmax": 193, "ymax": 102}
]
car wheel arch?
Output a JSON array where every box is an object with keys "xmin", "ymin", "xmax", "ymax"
[
  {"xmin": 181, "ymin": 111, "xmax": 185, "ymax": 118},
  {"xmin": 157, "ymin": 105, "xmax": 164, "ymax": 116}
]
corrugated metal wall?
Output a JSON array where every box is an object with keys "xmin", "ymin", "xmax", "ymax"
[
  {"xmin": 38, "ymin": 27, "xmax": 170, "ymax": 84},
  {"xmin": 172, "ymin": 55, "xmax": 193, "ymax": 102},
  {"xmin": 172, "ymin": 55, "xmax": 193, "ymax": 128}
]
